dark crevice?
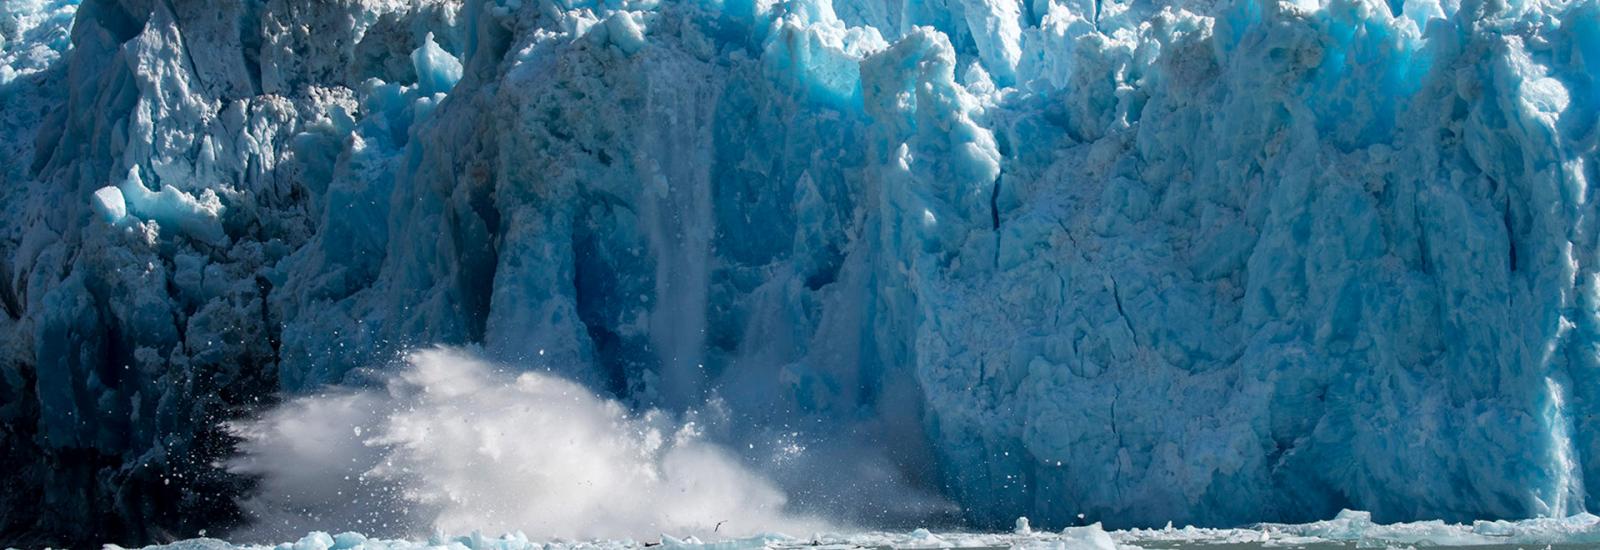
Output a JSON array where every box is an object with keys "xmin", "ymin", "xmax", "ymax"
[
  {"xmin": 1415, "ymin": 193, "xmax": 1433, "ymax": 275},
  {"xmin": 0, "ymin": 247, "xmax": 19, "ymax": 320},
  {"xmin": 238, "ymin": 0, "xmax": 265, "ymax": 96},
  {"xmin": 159, "ymin": 0, "xmax": 207, "ymax": 97},
  {"xmin": 579, "ymin": 315, "xmax": 630, "ymax": 398},
  {"xmin": 1109, "ymin": 275, "xmax": 1137, "ymax": 342},
  {"xmin": 1109, "ymin": 381, "xmax": 1124, "ymax": 499},
  {"xmin": 803, "ymin": 256, "xmax": 842, "ymax": 290},
  {"xmin": 81, "ymin": 0, "xmax": 145, "ymax": 44},
  {"xmin": 572, "ymin": 203, "xmax": 636, "ymax": 398},
  {"xmin": 256, "ymin": 274, "xmax": 280, "ymax": 359},
  {"xmin": 991, "ymin": 176, "xmax": 1003, "ymax": 268},
  {"xmin": 990, "ymin": 175, "xmax": 1002, "ymax": 230},
  {"xmin": 1504, "ymin": 196, "xmax": 1517, "ymax": 273},
  {"xmin": 456, "ymin": 210, "xmax": 499, "ymax": 343}
]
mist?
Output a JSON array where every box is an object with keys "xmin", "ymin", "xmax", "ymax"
[{"xmin": 224, "ymin": 347, "xmax": 834, "ymax": 542}]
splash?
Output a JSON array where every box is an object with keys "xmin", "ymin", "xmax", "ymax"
[{"xmin": 225, "ymin": 347, "xmax": 828, "ymax": 542}]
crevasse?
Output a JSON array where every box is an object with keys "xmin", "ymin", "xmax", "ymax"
[{"xmin": 3, "ymin": 0, "xmax": 1600, "ymax": 543}]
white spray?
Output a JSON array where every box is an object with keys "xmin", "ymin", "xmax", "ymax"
[{"xmin": 225, "ymin": 347, "xmax": 827, "ymax": 542}]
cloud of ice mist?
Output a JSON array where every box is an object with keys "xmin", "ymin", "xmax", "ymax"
[{"xmin": 225, "ymin": 347, "xmax": 829, "ymax": 542}]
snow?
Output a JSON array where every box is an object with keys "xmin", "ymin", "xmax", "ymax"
[{"xmin": 3, "ymin": 0, "xmax": 1600, "ymax": 543}]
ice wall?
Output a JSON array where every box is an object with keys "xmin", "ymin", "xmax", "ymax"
[{"xmin": 3, "ymin": 0, "xmax": 1600, "ymax": 544}]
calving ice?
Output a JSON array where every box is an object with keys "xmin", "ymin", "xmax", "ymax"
[
  {"xmin": 224, "ymin": 348, "xmax": 830, "ymax": 541},
  {"xmin": 1, "ymin": 0, "xmax": 1598, "ymax": 546}
]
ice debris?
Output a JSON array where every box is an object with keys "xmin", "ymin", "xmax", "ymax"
[
  {"xmin": 109, "ymin": 512, "xmax": 1600, "ymax": 550},
  {"xmin": 95, "ymin": 166, "xmax": 227, "ymax": 244}
]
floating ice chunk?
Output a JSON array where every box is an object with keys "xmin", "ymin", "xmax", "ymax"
[
  {"xmin": 292, "ymin": 532, "xmax": 335, "ymax": 550},
  {"xmin": 1058, "ymin": 523, "xmax": 1115, "ymax": 550},
  {"xmin": 96, "ymin": 511, "xmax": 1600, "ymax": 549},
  {"xmin": 330, "ymin": 532, "xmax": 367, "ymax": 549}
]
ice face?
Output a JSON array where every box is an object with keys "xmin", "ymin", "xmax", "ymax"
[{"xmin": 3, "ymin": 0, "xmax": 1600, "ymax": 543}]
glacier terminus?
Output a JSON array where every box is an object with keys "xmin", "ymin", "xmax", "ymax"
[{"xmin": 4, "ymin": 0, "xmax": 1600, "ymax": 545}]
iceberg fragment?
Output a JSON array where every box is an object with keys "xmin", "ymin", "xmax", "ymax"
[
  {"xmin": 106, "ymin": 165, "xmax": 228, "ymax": 244},
  {"xmin": 91, "ymin": 185, "xmax": 127, "ymax": 223},
  {"xmin": 411, "ymin": 32, "xmax": 462, "ymax": 95}
]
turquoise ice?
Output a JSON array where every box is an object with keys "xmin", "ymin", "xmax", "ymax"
[{"xmin": 3, "ymin": 0, "xmax": 1600, "ymax": 542}]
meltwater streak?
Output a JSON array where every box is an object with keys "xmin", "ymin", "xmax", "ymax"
[{"xmin": 225, "ymin": 347, "xmax": 828, "ymax": 542}]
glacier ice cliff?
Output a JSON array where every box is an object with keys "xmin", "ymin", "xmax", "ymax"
[{"xmin": 4, "ymin": 0, "xmax": 1600, "ymax": 544}]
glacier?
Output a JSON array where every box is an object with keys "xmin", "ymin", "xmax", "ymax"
[{"xmin": 4, "ymin": 0, "xmax": 1600, "ymax": 544}]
